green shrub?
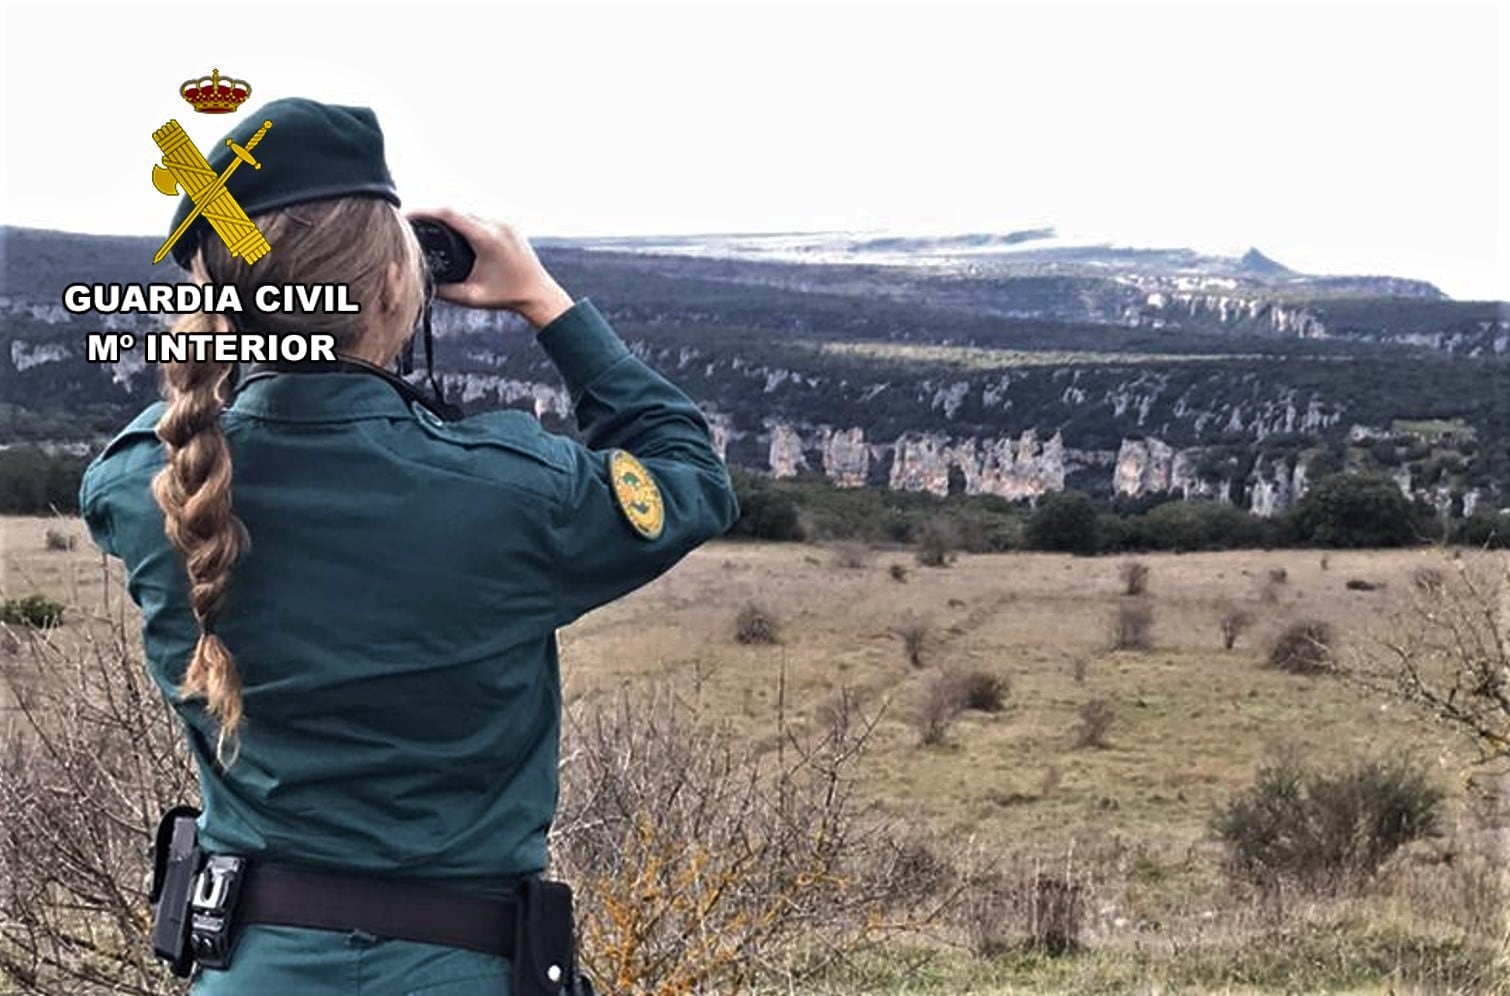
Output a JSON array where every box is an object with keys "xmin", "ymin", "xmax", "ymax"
[
  {"xmin": 1454, "ymin": 509, "xmax": 1506, "ymax": 548},
  {"xmin": 727, "ymin": 471, "xmax": 804, "ymax": 541},
  {"xmin": 1293, "ymin": 472, "xmax": 1421, "ymax": 548},
  {"xmin": 1130, "ymin": 500, "xmax": 1267, "ymax": 552},
  {"xmin": 1026, "ymin": 492, "xmax": 1099, "ymax": 554},
  {"xmin": 0, "ymin": 594, "xmax": 65, "ymax": 629},
  {"xmin": 0, "ymin": 446, "xmax": 91, "ymax": 515},
  {"xmin": 1213, "ymin": 754, "xmax": 1444, "ymax": 889}
]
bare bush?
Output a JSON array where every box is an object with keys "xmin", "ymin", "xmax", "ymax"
[
  {"xmin": 915, "ymin": 672, "xmax": 967, "ymax": 746},
  {"xmin": 734, "ymin": 602, "xmax": 780, "ymax": 645},
  {"xmin": 553, "ymin": 681, "xmax": 939, "ymax": 992},
  {"xmin": 1269, "ymin": 620, "xmax": 1336, "ymax": 674},
  {"xmin": 895, "ymin": 615, "xmax": 929, "ymax": 669},
  {"xmin": 1268, "ymin": 567, "xmax": 1289, "ymax": 585},
  {"xmin": 1074, "ymin": 699, "xmax": 1116, "ymax": 749},
  {"xmin": 0, "ymin": 569, "xmax": 197, "ymax": 995},
  {"xmin": 954, "ymin": 848, "xmax": 1093, "ymax": 958},
  {"xmin": 953, "ymin": 669, "xmax": 1009, "ymax": 713},
  {"xmin": 1118, "ymin": 561, "xmax": 1150, "ymax": 597},
  {"xmin": 1411, "ymin": 566, "xmax": 1445, "ymax": 596},
  {"xmin": 915, "ymin": 520, "xmax": 958, "ymax": 568},
  {"xmin": 1352, "ymin": 556, "xmax": 1509, "ymax": 765},
  {"xmin": 1110, "ymin": 603, "xmax": 1154, "ymax": 651},
  {"xmin": 828, "ymin": 542, "xmax": 872, "ymax": 570},
  {"xmin": 42, "ymin": 529, "xmax": 75, "ymax": 552},
  {"xmin": 888, "ymin": 563, "xmax": 909, "ymax": 583},
  {"xmin": 1219, "ymin": 605, "xmax": 1256, "ymax": 651}
]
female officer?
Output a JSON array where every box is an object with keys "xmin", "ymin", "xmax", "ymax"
[{"xmin": 79, "ymin": 98, "xmax": 740, "ymax": 994}]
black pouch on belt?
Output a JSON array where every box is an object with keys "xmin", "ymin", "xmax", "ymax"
[
  {"xmin": 513, "ymin": 877, "xmax": 577, "ymax": 996},
  {"xmin": 148, "ymin": 805, "xmax": 203, "ymax": 979}
]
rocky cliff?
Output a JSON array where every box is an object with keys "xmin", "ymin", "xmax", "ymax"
[{"xmin": 3, "ymin": 226, "xmax": 1505, "ymax": 516}]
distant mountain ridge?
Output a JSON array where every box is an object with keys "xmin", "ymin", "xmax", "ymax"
[
  {"xmin": 3, "ymin": 225, "xmax": 1506, "ymax": 517},
  {"xmin": 535, "ymin": 227, "xmax": 1450, "ymax": 301}
]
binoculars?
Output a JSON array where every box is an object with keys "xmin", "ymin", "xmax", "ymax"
[{"xmin": 410, "ymin": 219, "xmax": 476, "ymax": 284}]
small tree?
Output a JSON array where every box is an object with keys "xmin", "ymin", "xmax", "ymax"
[
  {"xmin": 727, "ymin": 471, "xmax": 804, "ymax": 541},
  {"xmin": 1293, "ymin": 472, "xmax": 1419, "ymax": 548},
  {"xmin": 1026, "ymin": 492, "xmax": 1100, "ymax": 554}
]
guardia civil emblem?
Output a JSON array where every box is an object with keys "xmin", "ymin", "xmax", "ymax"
[{"xmin": 609, "ymin": 450, "xmax": 664, "ymax": 540}]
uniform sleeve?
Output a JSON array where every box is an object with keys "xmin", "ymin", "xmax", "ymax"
[
  {"xmin": 78, "ymin": 455, "xmax": 118, "ymax": 558},
  {"xmin": 537, "ymin": 297, "xmax": 739, "ymax": 626}
]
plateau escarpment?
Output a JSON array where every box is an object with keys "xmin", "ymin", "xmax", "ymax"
[{"xmin": 2, "ymin": 226, "xmax": 1505, "ymax": 519}]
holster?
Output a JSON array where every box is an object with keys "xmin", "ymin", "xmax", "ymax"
[
  {"xmin": 515, "ymin": 876, "xmax": 596, "ymax": 996},
  {"xmin": 148, "ymin": 805, "xmax": 203, "ymax": 978}
]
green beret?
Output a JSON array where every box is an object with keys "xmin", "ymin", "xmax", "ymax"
[{"xmin": 168, "ymin": 97, "xmax": 400, "ymax": 268}]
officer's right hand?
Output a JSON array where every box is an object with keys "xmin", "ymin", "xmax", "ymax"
[{"xmin": 406, "ymin": 208, "xmax": 574, "ymax": 330}]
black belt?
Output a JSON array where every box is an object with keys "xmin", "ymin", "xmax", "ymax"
[{"xmin": 235, "ymin": 863, "xmax": 519, "ymax": 958}]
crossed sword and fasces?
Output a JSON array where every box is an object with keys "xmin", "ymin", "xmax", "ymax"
[{"xmin": 151, "ymin": 118, "xmax": 273, "ymax": 265}]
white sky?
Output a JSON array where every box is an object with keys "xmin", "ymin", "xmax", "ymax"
[{"xmin": 2, "ymin": 0, "xmax": 1506, "ymax": 300}]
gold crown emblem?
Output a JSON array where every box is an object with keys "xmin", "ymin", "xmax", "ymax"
[{"xmin": 180, "ymin": 68, "xmax": 251, "ymax": 114}]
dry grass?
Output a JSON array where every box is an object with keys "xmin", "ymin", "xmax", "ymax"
[{"xmin": 3, "ymin": 517, "xmax": 1504, "ymax": 995}]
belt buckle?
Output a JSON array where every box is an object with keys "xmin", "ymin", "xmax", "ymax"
[{"xmin": 189, "ymin": 855, "xmax": 246, "ymax": 970}]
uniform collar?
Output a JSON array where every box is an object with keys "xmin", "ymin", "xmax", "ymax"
[{"xmin": 228, "ymin": 358, "xmax": 429, "ymax": 423}]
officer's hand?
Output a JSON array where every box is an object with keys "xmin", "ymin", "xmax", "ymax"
[{"xmin": 406, "ymin": 208, "xmax": 574, "ymax": 329}]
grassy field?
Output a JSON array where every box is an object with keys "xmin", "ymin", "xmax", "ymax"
[{"xmin": 2, "ymin": 514, "xmax": 1507, "ymax": 994}]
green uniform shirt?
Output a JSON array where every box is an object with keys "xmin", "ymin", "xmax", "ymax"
[{"xmin": 80, "ymin": 298, "xmax": 739, "ymax": 897}]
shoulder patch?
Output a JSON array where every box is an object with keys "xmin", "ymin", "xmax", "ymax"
[{"xmin": 609, "ymin": 449, "xmax": 664, "ymax": 540}]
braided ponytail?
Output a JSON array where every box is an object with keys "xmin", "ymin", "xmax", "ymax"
[
  {"xmin": 149, "ymin": 198, "xmax": 424, "ymax": 766},
  {"xmin": 151, "ymin": 307, "xmax": 249, "ymax": 765}
]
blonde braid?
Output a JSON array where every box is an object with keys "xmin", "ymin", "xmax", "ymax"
[
  {"xmin": 150, "ymin": 309, "xmax": 249, "ymax": 766},
  {"xmin": 148, "ymin": 198, "xmax": 424, "ymax": 765}
]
